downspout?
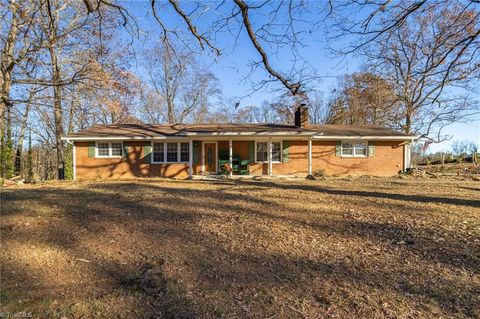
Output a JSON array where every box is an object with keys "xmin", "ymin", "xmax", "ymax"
[
  {"xmin": 268, "ymin": 137, "xmax": 273, "ymax": 176},
  {"xmin": 403, "ymin": 138, "xmax": 416, "ymax": 171},
  {"xmin": 307, "ymin": 138, "xmax": 313, "ymax": 178},
  {"xmin": 188, "ymin": 139, "xmax": 193, "ymax": 178}
]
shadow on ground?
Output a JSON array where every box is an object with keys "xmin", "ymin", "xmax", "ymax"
[{"xmin": 1, "ymin": 178, "xmax": 479, "ymax": 318}]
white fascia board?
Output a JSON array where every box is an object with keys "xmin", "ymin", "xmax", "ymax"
[
  {"xmin": 62, "ymin": 133, "xmax": 419, "ymax": 141},
  {"xmin": 61, "ymin": 136, "xmax": 186, "ymax": 141},
  {"xmin": 312, "ymin": 135, "xmax": 418, "ymax": 141},
  {"xmin": 61, "ymin": 132, "xmax": 316, "ymax": 141},
  {"xmin": 182, "ymin": 131, "xmax": 315, "ymax": 136}
]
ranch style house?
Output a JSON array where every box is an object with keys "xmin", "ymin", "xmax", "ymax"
[{"xmin": 62, "ymin": 106, "xmax": 417, "ymax": 179}]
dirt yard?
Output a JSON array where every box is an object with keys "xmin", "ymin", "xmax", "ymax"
[{"xmin": 1, "ymin": 177, "xmax": 479, "ymax": 318}]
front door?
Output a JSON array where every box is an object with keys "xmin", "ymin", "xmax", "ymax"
[{"xmin": 204, "ymin": 143, "xmax": 217, "ymax": 173}]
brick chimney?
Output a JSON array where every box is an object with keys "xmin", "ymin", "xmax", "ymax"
[{"xmin": 294, "ymin": 103, "xmax": 309, "ymax": 128}]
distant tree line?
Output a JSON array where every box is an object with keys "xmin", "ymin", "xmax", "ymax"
[{"xmin": 412, "ymin": 140, "xmax": 479, "ymax": 166}]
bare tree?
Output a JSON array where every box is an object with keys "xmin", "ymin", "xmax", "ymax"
[
  {"xmin": 326, "ymin": 72, "xmax": 400, "ymax": 126},
  {"xmin": 237, "ymin": 90, "xmax": 328, "ymax": 125},
  {"xmin": 206, "ymin": 99, "xmax": 257, "ymax": 124},
  {"xmin": 0, "ymin": 0, "xmax": 42, "ymax": 177},
  {"xmin": 331, "ymin": 0, "xmax": 480, "ymax": 140},
  {"xmin": 13, "ymin": 88, "xmax": 35, "ymax": 176},
  {"xmin": 78, "ymin": 68, "xmax": 142, "ymax": 125},
  {"xmin": 43, "ymin": 0, "xmax": 65, "ymax": 177},
  {"xmin": 140, "ymin": 42, "xmax": 220, "ymax": 124},
  {"xmin": 468, "ymin": 141, "xmax": 479, "ymax": 164},
  {"xmin": 308, "ymin": 91, "xmax": 328, "ymax": 124},
  {"xmin": 25, "ymin": 0, "xmax": 125, "ymax": 178},
  {"xmin": 452, "ymin": 140, "xmax": 470, "ymax": 156},
  {"xmin": 80, "ymin": 0, "xmax": 320, "ymax": 100},
  {"xmin": 251, "ymin": 101, "xmax": 281, "ymax": 124}
]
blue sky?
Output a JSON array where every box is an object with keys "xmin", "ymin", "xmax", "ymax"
[{"xmin": 119, "ymin": 1, "xmax": 479, "ymax": 153}]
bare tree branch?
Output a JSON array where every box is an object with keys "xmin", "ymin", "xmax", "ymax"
[{"xmin": 233, "ymin": 0, "xmax": 303, "ymax": 96}]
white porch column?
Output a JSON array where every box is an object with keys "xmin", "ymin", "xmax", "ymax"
[
  {"xmin": 72, "ymin": 141, "xmax": 76, "ymax": 180},
  {"xmin": 188, "ymin": 139, "xmax": 193, "ymax": 178},
  {"xmin": 404, "ymin": 143, "xmax": 412, "ymax": 171},
  {"xmin": 201, "ymin": 141, "xmax": 204, "ymax": 174},
  {"xmin": 308, "ymin": 138, "xmax": 312, "ymax": 176},
  {"xmin": 268, "ymin": 138, "xmax": 273, "ymax": 176},
  {"xmin": 229, "ymin": 138, "xmax": 233, "ymax": 176}
]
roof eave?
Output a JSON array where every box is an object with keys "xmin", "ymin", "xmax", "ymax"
[
  {"xmin": 312, "ymin": 135, "xmax": 418, "ymax": 141},
  {"xmin": 62, "ymin": 132, "xmax": 418, "ymax": 141}
]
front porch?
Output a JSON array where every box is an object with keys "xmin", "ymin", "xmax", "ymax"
[{"xmin": 188, "ymin": 138, "xmax": 314, "ymax": 178}]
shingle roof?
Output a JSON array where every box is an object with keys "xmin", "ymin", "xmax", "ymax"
[{"xmin": 65, "ymin": 123, "xmax": 414, "ymax": 139}]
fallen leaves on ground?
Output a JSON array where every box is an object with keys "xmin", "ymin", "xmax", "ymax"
[{"xmin": 1, "ymin": 177, "xmax": 479, "ymax": 318}]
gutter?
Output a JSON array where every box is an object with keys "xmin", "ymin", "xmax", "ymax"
[
  {"xmin": 61, "ymin": 131, "xmax": 316, "ymax": 141},
  {"xmin": 311, "ymin": 135, "xmax": 419, "ymax": 141},
  {"xmin": 61, "ymin": 133, "xmax": 419, "ymax": 142}
]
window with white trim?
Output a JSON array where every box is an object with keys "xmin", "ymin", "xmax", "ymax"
[
  {"xmin": 342, "ymin": 141, "xmax": 367, "ymax": 157},
  {"xmin": 111, "ymin": 142, "xmax": 122, "ymax": 156},
  {"xmin": 97, "ymin": 142, "xmax": 110, "ymax": 157},
  {"xmin": 153, "ymin": 142, "xmax": 164, "ymax": 162},
  {"xmin": 180, "ymin": 142, "xmax": 189, "ymax": 162},
  {"xmin": 96, "ymin": 142, "xmax": 122, "ymax": 158},
  {"xmin": 152, "ymin": 142, "xmax": 190, "ymax": 163},
  {"xmin": 166, "ymin": 143, "xmax": 178, "ymax": 162},
  {"xmin": 256, "ymin": 141, "xmax": 281, "ymax": 162},
  {"xmin": 272, "ymin": 142, "xmax": 281, "ymax": 162}
]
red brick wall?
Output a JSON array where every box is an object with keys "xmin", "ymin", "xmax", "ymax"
[
  {"xmin": 75, "ymin": 139, "xmax": 405, "ymax": 179},
  {"xmin": 269, "ymin": 140, "xmax": 404, "ymax": 176},
  {"xmin": 312, "ymin": 141, "xmax": 404, "ymax": 176},
  {"xmin": 75, "ymin": 141, "xmax": 193, "ymax": 179},
  {"xmin": 216, "ymin": 139, "xmax": 404, "ymax": 176}
]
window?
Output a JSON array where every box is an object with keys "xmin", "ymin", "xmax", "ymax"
[
  {"xmin": 180, "ymin": 142, "xmax": 189, "ymax": 162},
  {"xmin": 166, "ymin": 143, "xmax": 178, "ymax": 162},
  {"xmin": 152, "ymin": 142, "xmax": 190, "ymax": 163},
  {"xmin": 354, "ymin": 142, "xmax": 366, "ymax": 156},
  {"xmin": 342, "ymin": 141, "xmax": 367, "ymax": 157},
  {"xmin": 153, "ymin": 142, "xmax": 164, "ymax": 162},
  {"xmin": 96, "ymin": 142, "xmax": 122, "ymax": 158},
  {"xmin": 97, "ymin": 142, "xmax": 110, "ymax": 157},
  {"xmin": 272, "ymin": 142, "xmax": 281, "ymax": 162},
  {"xmin": 111, "ymin": 143, "xmax": 122, "ymax": 157},
  {"xmin": 256, "ymin": 141, "xmax": 281, "ymax": 162},
  {"xmin": 256, "ymin": 142, "xmax": 268, "ymax": 162}
]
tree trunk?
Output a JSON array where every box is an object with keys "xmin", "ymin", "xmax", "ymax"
[
  {"xmin": 14, "ymin": 103, "xmax": 31, "ymax": 175},
  {"xmin": 167, "ymin": 97, "xmax": 175, "ymax": 124},
  {"xmin": 404, "ymin": 108, "xmax": 412, "ymax": 134},
  {"xmin": 1, "ymin": 107, "xmax": 14, "ymax": 178},
  {"xmin": 67, "ymin": 98, "xmax": 76, "ymax": 134},
  {"xmin": 27, "ymin": 131, "xmax": 33, "ymax": 180},
  {"xmin": 0, "ymin": 1, "xmax": 19, "ymax": 176},
  {"xmin": 51, "ymin": 51, "xmax": 64, "ymax": 177},
  {"xmin": 46, "ymin": 0, "xmax": 64, "ymax": 178}
]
